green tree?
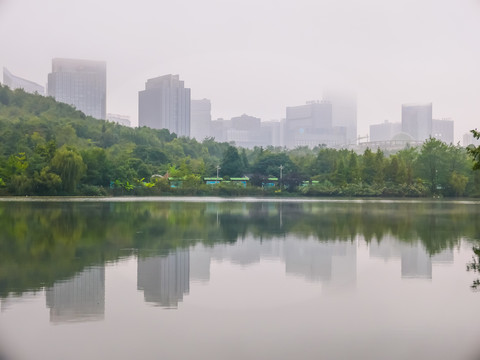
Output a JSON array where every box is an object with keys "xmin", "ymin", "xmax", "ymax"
[
  {"xmin": 312, "ymin": 148, "xmax": 337, "ymax": 182},
  {"xmin": 361, "ymin": 148, "xmax": 376, "ymax": 185},
  {"xmin": 51, "ymin": 147, "xmax": 87, "ymax": 193},
  {"xmin": 251, "ymin": 151, "xmax": 295, "ymax": 177},
  {"xmin": 396, "ymin": 147, "xmax": 417, "ymax": 185},
  {"xmin": 81, "ymin": 147, "xmax": 111, "ymax": 186},
  {"xmin": 333, "ymin": 158, "xmax": 347, "ymax": 186},
  {"xmin": 346, "ymin": 151, "xmax": 360, "ymax": 184},
  {"xmin": 449, "ymin": 171, "xmax": 469, "ymax": 197},
  {"xmin": 415, "ymin": 138, "xmax": 449, "ymax": 194},
  {"xmin": 467, "ymin": 129, "xmax": 480, "ymax": 170},
  {"xmin": 221, "ymin": 146, "xmax": 245, "ymax": 177},
  {"xmin": 373, "ymin": 149, "xmax": 385, "ymax": 185}
]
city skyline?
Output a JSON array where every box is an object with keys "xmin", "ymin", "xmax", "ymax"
[
  {"xmin": 0, "ymin": 63, "xmax": 465, "ymax": 148},
  {"xmin": 0, "ymin": 64, "xmax": 467, "ymax": 147},
  {"xmin": 0, "ymin": 0, "xmax": 478, "ymax": 142}
]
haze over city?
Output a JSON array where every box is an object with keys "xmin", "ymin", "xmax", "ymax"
[{"xmin": 1, "ymin": 0, "xmax": 479, "ymax": 141}]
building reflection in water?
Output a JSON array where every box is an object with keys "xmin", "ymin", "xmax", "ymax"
[
  {"xmin": 211, "ymin": 238, "xmax": 282, "ymax": 266},
  {"xmin": 41, "ymin": 236, "xmax": 455, "ymax": 317},
  {"xmin": 136, "ymin": 237, "xmax": 359, "ymax": 308},
  {"xmin": 369, "ymin": 236, "xmax": 454, "ymax": 279},
  {"xmin": 284, "ymin": 236, "xmax": 357, "ymax": 288},
  {"xmin": 137, "ymin": 250, "xmax": 190, "ymax": 308},
  {"xmin": 189, "ymin": 244, "xmax": 212, "ymax": 283},
  {"xmin": 45, "ymin": 266, "xmax": 105, "ymax": 323}
]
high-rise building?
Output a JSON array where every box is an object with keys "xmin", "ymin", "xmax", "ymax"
[
  {"xmin": 138, "ymin": 74, "xmax": 191, "ymax": 137},
  {"xmin": 47, "ymin": 58, "xmax": 106, "ymax": 119},
  {"xmin": 227, "ymin": 114, "xmax": 269, "ymax": 149},
  {"xmin": 208, "ymin": 115, "xmax": 274, "ymax": 149},
  {"xmin": 261, "ymin": 120, "xmax": 283, "ymax": 148},
  {"xmin": 323, "ymin": 91, "xmax": 357, "ymax": 145},
  {"xmin": 432, "ymin": 118, "xmax": 454, "ymax": 144},
  {"xmin": 370, "ymin": 120, "xmax": 402, "ymax": 142},
  {"xmin": 285, "ymin": 101, "xmax": 346, "ymax": 148},
  {"xmin": 190, "ymin": 99, "xmax": 211, "ymax": 141},
  {"xmin": 3, "ymin": 67, "xmax": 45, "ymax": 95},
  {"xmin": 401, "ymin": 103, "xmax": 432, "ymax": 142},
  {"xmin": 463, "ymin": 132, "xmax": 480, "ymax": 147}
]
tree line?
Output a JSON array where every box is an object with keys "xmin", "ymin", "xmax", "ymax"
[{"xmin": 0, "ymin": 84, "xmax": 479, "ymax": 197}]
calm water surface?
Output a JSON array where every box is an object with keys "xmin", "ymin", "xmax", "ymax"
[{"xmin": 1, "ymin": 198, "xmax": 480, "ymax": 360}]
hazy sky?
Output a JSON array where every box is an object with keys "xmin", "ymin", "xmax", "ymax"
[{"xmin": 1, "ymin": 0, "xmax": 479, "ymax": 141}]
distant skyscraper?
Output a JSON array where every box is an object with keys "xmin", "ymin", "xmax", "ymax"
[
  {"xmin": 190, "ymin": 99, "xmax": 212, "ymax": 141},
  {"xmin": 370, "ymin": 120, "xmax": 402, "ymax": 142},
  {"xmin": 138, "ymin": 74, "xmax": 191, "ymax": 137},
  {"xmin": 227, "ymin": 114, "xmax": 269, "ymax": 149},
  {"xmin": 432, "ymin": 118, "xmax": 454, "ymax": 144},
  {"xmin": 261, "ymin": 120, "xmax": 283, "ymax": 147},
  {"xmin": 463, "ymin": 132, "xmax": 480, "ymax": 147},
  {"xmin": 323, "ymin": 91, "xmax": 357, "ymax": 145},
  {"xmin": 3, "ymin": 67, "xmax": 44, "ymax": 95},
  {"xmin": 401, "ymin": 103, "xmax": 432, "ymax": 142},
  {"xmin": 47, "ymin": 58, "xmax": 106, "ymax": 119},
  {"xmin": 285, "ymin": 101, "xmax": 346, "ymax": 148}
]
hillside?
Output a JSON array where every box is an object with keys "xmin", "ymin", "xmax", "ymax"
[
  {"xmin": 0, "ymin": 85, "xmax": 478, "ymax": 197},
  {"xmin": 0, "ymin": 85, "xmax": 231, "ymax": 195}
]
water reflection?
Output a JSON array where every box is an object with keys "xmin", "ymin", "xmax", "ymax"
[
  {"xmin": 46, "ymin": 266, "xmax": 105, "ymax": 323},
  {"xmin": 284, "ymin": 237, "xmax": 356, "ymax": 286},
  {"xmin": 0, "ymin": 200, "xmax": 478, "ymax": 317},
  {"xmin": 370, "ymin": 236, "xmax": 454, "ymax": 279},
  {"xmin": 138, "ymin": 251, "xmax": 189, "ymax": 308}
]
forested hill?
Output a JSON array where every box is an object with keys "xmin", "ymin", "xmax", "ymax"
[
  {"xmin": 0, "ymin": 84, "xmax": 478, "ymax": 197},
  {"xmin": 0, "ymin": 85, "xmax": 231, "ymax": 195}
]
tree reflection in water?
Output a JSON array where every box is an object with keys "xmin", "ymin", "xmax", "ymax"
[
  {"xmin": 0, "ymin": 199, "xmax": 479, "ymax": 299},
  {"xmin": 466, "ymin": 246, "xmax": 480, "ymax": 290}
]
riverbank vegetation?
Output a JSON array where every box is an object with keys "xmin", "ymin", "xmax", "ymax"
[{"xmin": 0, "ymin": 85, "xmax": 479, "ymax": 197}]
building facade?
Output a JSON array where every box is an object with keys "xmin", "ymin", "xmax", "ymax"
[
  {"xmin": 432, "ymin": 118, "xmax": 454, "ymax": 144},
  {"xmin": 3, "ymin": 67, "xmax": 44, "ymax": 95},
  {"xmin": 190, "ymin": 99, "xmax": 212, "ymax": 141},
  {"xmin": 463, "ymin": 132, "xmax": 480, "ymax": 147},
  {"xmin": 370, "ymin": 120, "xmax": 402, "ymax": 142},
  {"xmin": 47, "ymin": 58, "xmax": 106, "ymax": 119},
  {"xmin": 138, "ymin": 74, "xmax": 191, "ymax": 137},
  {"xmin": 285, "ymin": 101, "xmax": 346, "ymax": 148},
  {"xmin": 401, "ymin": 103, "xmax": 432, "ymax": 142},
  {"xmin": 323, "ymin": 91, "xmax": 357, "ymax": 145}
]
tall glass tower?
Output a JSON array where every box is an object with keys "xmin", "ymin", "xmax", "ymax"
[{"xmin": 47, "ymin": 58, "xmax": 106, "ymax": 120}]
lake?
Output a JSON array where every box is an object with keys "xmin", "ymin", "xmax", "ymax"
[{"xmin": 0, "ymin": 198, "xmax": 480, "ymax": 360}]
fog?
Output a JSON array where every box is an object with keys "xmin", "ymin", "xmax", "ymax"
[{"xmin": 1, "ymin": 0, "xmax": 479, "ymax": 140}]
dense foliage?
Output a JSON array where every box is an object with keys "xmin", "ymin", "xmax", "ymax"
[{"xmin": 0, "ymin": 85, "xmax": 478, "ymax": 197}]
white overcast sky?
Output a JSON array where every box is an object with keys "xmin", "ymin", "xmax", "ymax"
[{"xmin": 1, "ymin": 0, "xmax": 479, "ymax": 141}]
